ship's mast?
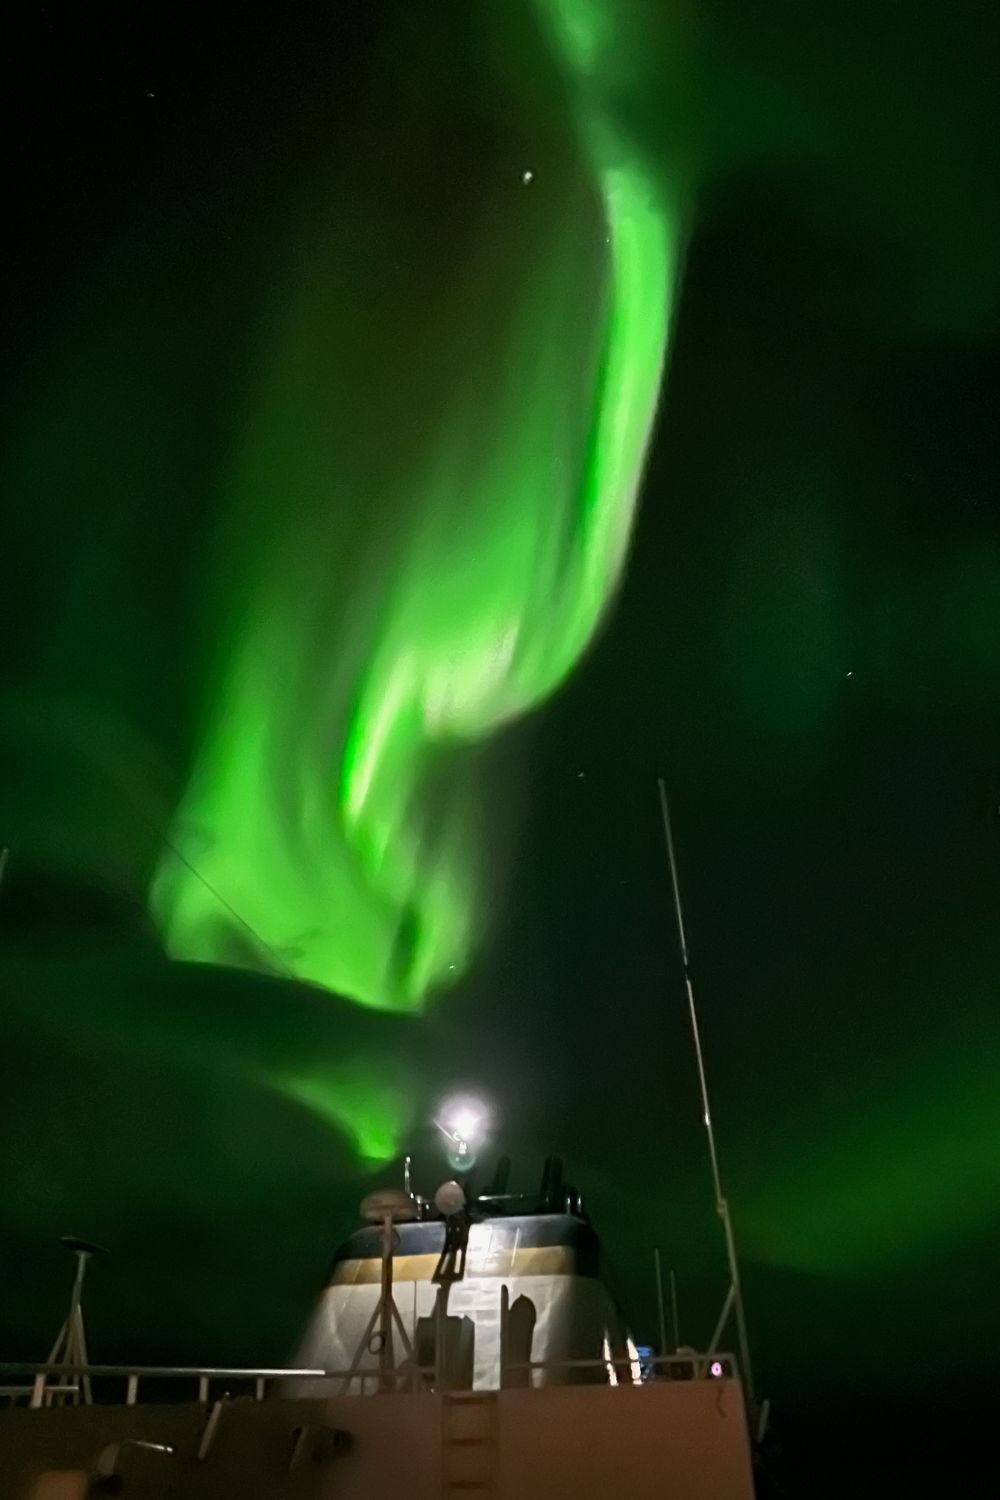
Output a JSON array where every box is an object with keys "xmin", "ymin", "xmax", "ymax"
[{"xmin": 657, "ymin": 781, "xmax": 755, "ymax": 1406}]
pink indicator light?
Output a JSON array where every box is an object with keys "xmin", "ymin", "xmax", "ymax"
[{"xmin": 710, "ymin": 1360, "xmax": 723, "ymax": 1378}]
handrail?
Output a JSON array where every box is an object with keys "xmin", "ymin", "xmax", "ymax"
[
  {"xmin": 0, "ymin": 1365, "xmax": 329, "ymax": 1411},
  {"xmin": 0, "ymin": 1352, "xmax": 733, "ymax": 1380},
  {"xmin": 0, "ymin": 1350, "xmax": 736, "ymax": 1409},
  {"xmin": 507, "ymin": 1355, "xmax": 733, "ymax": 1371},
  {"xmin": 0, "ymin": 1365, "xmax": 325, "ymax": 1379}
]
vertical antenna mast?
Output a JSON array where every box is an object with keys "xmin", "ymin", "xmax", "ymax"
[
  {"xmin": 653, "ymin": 1247, "xmax": 667, "ymax": 1357},
  {"xmin": 657, "ymin": 780, "xmax": 755, "ymax": 1404}
]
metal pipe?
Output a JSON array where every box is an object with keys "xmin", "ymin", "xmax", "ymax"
[
  {"xmin": 434, "ymin": 1287, "xmax": 446, "ymax": 1391},
  {"xmin": 10, "ymin": 1356, "xmax": 737, "ymax": 1378},
  {"xmin": 0, "ymin": 1364, "xmax": 326, "ymax": 1378},
  {"xmin": 656, "ymin": 780, "xmax": 756, "ymax": 1405},
  {"xmin": 197, "ymin": 1400, "xmax": 224, "ymax": 1460},
  {"xmin": 503, "ymin": 1352, "xmax": 735, "ymax": 1370},
  {"xmin": 670, "ymin": 1269, "xmax": 680, "ymax": 1354},
  {"xmin": 499, "ymin": 1284, "xmax": 509, "ymax": 1390},
  {"xmin": 378, "ymin": 1213, "xmax": 394, "ymax": 1391},
  {"xmin": 706, "ymin": 1283, "xmax": 736, "ymax": 1359},
  {"xmin": 657, "ymin": 782, "xmax": 725, "ymax": 1204},
  {"xmin": 95, "ymin": 1440, "xmax": 174, "ymax": 1477},
  {"xmin": 5, "ymin": 1355, "xmax": 735, "ymax": 1378},
  {"xmin": 654, "ymin": 1249, "xmax": 667, "ymax": 1357},
  {"xmin": 4, "ymin": 1352, "xmax": 738, "ymax": 1400}
]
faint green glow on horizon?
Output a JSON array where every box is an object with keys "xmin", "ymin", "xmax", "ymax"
[
  {"xmin": 151, "ymin": 0, "xmax": 679, "ymax": 1070},
  {"xmin": 743, "ymin": 1034, "xmax": 1000, "ymax": 1275}
]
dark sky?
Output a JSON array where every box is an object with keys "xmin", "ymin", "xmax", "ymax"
[{"xmin": 2, "ymin": 3, "xmax": 999, "ymax": 1490}]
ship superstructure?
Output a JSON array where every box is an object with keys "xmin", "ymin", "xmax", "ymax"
[{"xmin": 0, "ymin": 1156, "xmax": 756, "ymax": 1499}]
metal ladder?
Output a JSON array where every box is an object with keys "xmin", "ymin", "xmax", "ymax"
[{"xmin": 441, "ymin": 1391, "xmax": 498, "ymax": 1497}]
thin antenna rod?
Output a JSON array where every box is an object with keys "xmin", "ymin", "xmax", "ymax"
[
  {"xmin": 669, "ymin": 1268, "xmax": 679, "ymax": 1353},
  {"xmin": 654, "ymin": 1248, "xmax": 667, "ymax": 1358},
  {"xmin": 657, "ymin": 780, "xmax": 755, "ymax": 1404}
]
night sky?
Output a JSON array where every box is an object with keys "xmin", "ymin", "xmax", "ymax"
[{"xmin": 3, "ymin": 3, "xmax": 999, "ymax": 1492}]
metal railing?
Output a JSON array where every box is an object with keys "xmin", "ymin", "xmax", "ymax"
[
  {"xmin": 509, "ymin": 1353, "xmax": 736, "ymax": 1383},
  {"xmin": 0, "ymin": 1351, "xmax": 736, "ymax": 1408},
  {"xmin": 0, "ymin": 1365, "xmax": 325, "ymax": 1410}
]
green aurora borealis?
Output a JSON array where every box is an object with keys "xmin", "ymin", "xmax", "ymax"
[
  {"xmin": 151, "ymin": 0, "xmax": 677, "ymax": 1026},
  {"xmin": 3, "ymin": 1, "xmax": 1000, "ymax": 1463}
]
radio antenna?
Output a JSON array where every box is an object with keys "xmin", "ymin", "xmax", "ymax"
[{"xmin": 657, "ymin": 780, "xmax": 755, "ymax": 1405}]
